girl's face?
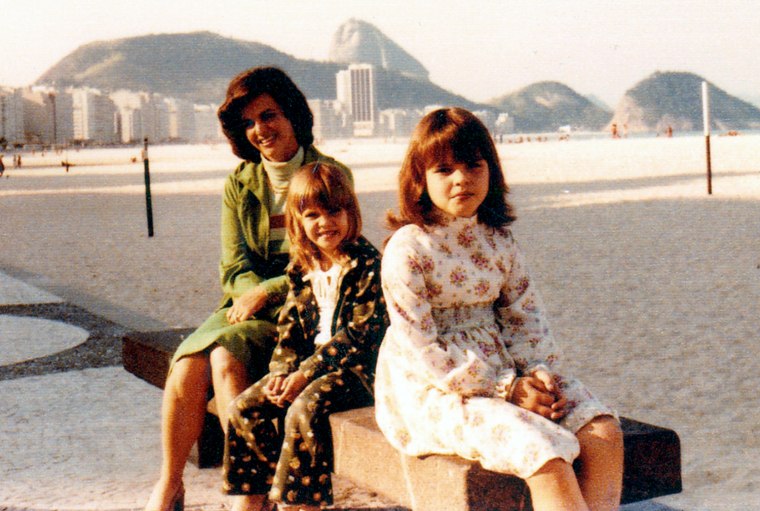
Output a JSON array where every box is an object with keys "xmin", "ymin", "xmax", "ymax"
[
  {"xmin": 301, "ymin": 206, "xmax": 349, "ymax": 261},
  {"xmin": 241, "ymin": 93, "xmax": 299, "ymax": 162},
  {"xmin": 425, "ymin": 153, "xmax": 489, "ymax": 219}
]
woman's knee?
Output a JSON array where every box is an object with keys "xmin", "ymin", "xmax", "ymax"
[
  {"xmin": 167, "ymin": 354, "xmax": 210, "ymax": 392},
  {"xmin": 209, "ymin": 345, "xmax": 246, "ymax": 379}
]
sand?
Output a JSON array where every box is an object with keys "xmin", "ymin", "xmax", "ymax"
[{"xmin": 1, "ymin": 134, "xmax": 758, "ymax": 510}]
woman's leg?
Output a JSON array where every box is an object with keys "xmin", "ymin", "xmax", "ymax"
[
  {"xmin": 525, "ymin": 458, "xmax": 589, "ymax": 511},
  {"xmin": 145, "ymin": 354, "xmax": 211, "ymax": 511},
  {"xmin": 209, "ymin": 345, "xmax": 251, "ymax": 433},
  {"xmin": 575, "ymin": 416, "xmax": 624, "ymax": 511}
]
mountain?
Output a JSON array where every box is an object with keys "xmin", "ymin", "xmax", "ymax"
[
  {"xmin": 328, "ymin": 18, "xmax": 429, "ymax": 80},
  {"xmin": 490, "ymin": 81, "xmax": 612, "ymax": 132},
  {"xmin": 609, "ymin": 71, "xmax": 760, "ymax": 133},
  {"xmin": 35, "ymin": 31, "xmax": 482, "ymax": 111}
]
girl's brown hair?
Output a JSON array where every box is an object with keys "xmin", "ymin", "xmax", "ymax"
[
  {"xmin": 387, "ymin": 107, "xmax": 515, "ymax": 231},
  {"xmin": 286, "ymin": 162, "xmax": 362, "ymax": 271},
  {"xmin": 217, "ymin": 66, "xmax": 314, "ymax": 163}
]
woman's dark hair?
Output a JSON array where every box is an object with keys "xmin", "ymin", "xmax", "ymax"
[
  {"xmin": 388, "ymin": 107, "xmax": 516, "ymax": 231},
  {"xmin": 217, "ymin": 66, "xmax": 314, "ymax": 162}
]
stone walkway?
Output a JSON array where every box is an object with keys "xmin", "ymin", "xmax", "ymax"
[
  {"xmin": 0, "ymin": 270, "xmax": 673, "ymax": 511},
  {"xmin": 0, "ymin": 271, "xmax": 397, "ymax": 510}
]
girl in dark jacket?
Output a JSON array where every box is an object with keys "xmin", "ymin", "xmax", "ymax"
[{"xmin": 223, "ymin": 162, "xmax": 387, "ymax": 511}]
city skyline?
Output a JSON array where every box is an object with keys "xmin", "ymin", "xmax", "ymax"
[{"xmin": 4, "ymin": 0, "xmax": 760, "ymax": 107}]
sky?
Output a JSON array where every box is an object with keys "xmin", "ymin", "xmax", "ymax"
[{"xmin": 3, "ymin": 0, "xmax": 759, "ymax": 107}]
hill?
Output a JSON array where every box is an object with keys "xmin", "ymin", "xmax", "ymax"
[
  {"xmin": 329, "ymin": 18, "xmax": 429, "ymax": 80},
  {"xmin": 609, "ymin": 71, "xmax": 760, "ymax": 133},
  {"xmin": 489, "ymin": 81, "xmax": 612, "ymax": 133},
  {"xmin": 35, "ymin": 31, "xmax": 484, "ymax": 111}
]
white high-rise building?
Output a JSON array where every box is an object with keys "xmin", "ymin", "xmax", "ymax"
[
  {"xmin": 164, "ymin": 97, "xmax": 195, "ymax": 142},
  {"xmin": 193, "ymin": 104, "xmax": 223, "ymax": 143},
  {"xmin": 308, "ymin": 99, "xmax": 349, "ymax": 141},
  {"xmin": 70, "ymin": 87, "xmax": 118, "ymax": 144},
  {"xmin": 111, "ymin": 89, "xmax": 145, "ymax": 143},
  {"xmin": 0, "ymin": 87, "xmax": 24, "ymax": 144},
  {"xmin": 336, "ymin": 64, "xmax": 377, "ymax": 137}
]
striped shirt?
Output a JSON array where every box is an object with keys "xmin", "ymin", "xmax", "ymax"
[{"xmin": 261, "ymin": 147, "xmax": 304, "ymax": 256}]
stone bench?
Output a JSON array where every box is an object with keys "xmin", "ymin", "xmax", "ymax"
[
  {"xmin": 330, "ymin": 407, "xmax": 681, "ymax": 511},
  {"xmin": 123, "ymin": 329, "xmax": 682, "ymax": 510},
  {"xmin": 122, "ymin": 328, "xmax": 224, "ymax": 468}
]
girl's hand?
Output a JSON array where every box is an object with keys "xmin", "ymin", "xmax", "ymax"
[
  {"xmin": 263, "ymin": 375, "xmax": 286, "ymax": 403},
  {"xmin": 532, "ymin": 369, "xmax": 567, "ymax": 421},
  {"xmin": 274, "ymin": 371, "xmax": 309, "ymax": 408},
  {"xmin": 509, "ymin": 373, "xmax": 567, "ymax": 421},
  {"xmin": 226, "ymin": 286, "xmax": 268, "ymax": 325}
]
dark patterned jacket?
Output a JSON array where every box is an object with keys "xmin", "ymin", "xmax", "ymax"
[{"xmin": 269, "ymin": 236, "xmax": 388, "ymax": 395}]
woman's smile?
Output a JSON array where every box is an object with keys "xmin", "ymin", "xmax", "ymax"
[{"xmin": 241, "ymin": 93, "xmax": 299, "ymax": 162}]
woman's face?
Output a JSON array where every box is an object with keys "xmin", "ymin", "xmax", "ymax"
[{"xmin": 241, "ymin": 93, "xmax": 299, "ymax": 162}]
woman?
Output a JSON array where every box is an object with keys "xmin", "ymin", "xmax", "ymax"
[{"xmin": 145, "ymin": 66, "xmax": 352, "ymax": 511}]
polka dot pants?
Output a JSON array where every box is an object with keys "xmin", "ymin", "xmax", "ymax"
[{"xmin": 223, "ymin": 370, "xmax": 372, "ymax": 507}]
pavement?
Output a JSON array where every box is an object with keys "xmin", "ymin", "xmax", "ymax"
[
  {"xmin": 0, "ymin": 270, "xmax": 398, "ymax": 511},
  {"xmin": 0, "ymin": 269, "xmax": 675, "ymax": 511}
]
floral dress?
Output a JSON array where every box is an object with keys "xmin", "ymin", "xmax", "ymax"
[{"xmin": 374, "ymin": 215, "xmax": 615, "ymax": 479}]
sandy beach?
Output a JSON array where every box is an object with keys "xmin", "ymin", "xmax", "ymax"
[{"xmin": 1, "ymin": 133, "xmax": 759, "ymax": 510}]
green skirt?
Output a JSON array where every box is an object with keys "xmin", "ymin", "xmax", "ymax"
[{"xmin": 170, "ymin": 303, "xmax": 281, "ymax": 381}]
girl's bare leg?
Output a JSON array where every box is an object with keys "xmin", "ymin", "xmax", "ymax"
[
  {"xmin": 278, "ymin": 505, "xmax": 320, "ymax": 511},
  {"xmin": 209, "ymin": 345, "xmax": 250, "ymax": 433},
  {"xmin": 145, "ymin": 354, "xmax": 210, "ymax": 511},
  {"xmin": 575, "ymin": 416, "xmax": 624, "ymax": 511},
  {"xmin": 525, "ymin": 458, "xmax": 589, "ymax": 511}
]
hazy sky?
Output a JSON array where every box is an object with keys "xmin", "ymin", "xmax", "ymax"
[{"xmin": 3, "ymin": 0, "xmax": 759, "ymax": 106}]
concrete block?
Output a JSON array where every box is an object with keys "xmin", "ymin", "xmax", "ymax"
[{"xmin": 330, "ymin": 407, "xmax": 681, "ymax": 511}]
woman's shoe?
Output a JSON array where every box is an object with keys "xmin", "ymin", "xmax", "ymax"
[
  {"xmin": 170, "ymin": 484, "xmax": 185, "ymax": 511},
  {"xmin": 144, "ymin": 481, "xmax": 184, "ymax": 511}
]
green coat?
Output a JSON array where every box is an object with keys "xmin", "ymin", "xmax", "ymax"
[{"xmin": 171, "ymin": 146, "xmax": 353, "ymax": 379}]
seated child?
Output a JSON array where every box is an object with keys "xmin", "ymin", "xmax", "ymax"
[
  {"xmin": 223, "ymin": 162, "xmax": 388, "ymax": 511},
  {"xmin": 375, "ymin": 108, "xmax": 624, "ymax": 511}
]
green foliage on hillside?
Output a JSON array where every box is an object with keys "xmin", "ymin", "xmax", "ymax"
[
  {"xmin": 625, "ymin": 71, "xmax": 760, "ymax": 130},
  {"xmin": 490, "ymin": 81, "xmax": 612, "ymax": 132},
  {"xmin": 36, "ymin": 32, "xmax": 484, "ymax": 110}
]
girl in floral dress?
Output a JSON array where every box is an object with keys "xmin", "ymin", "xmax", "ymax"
[
  {"xmin": 374, "ymin": 108, "xmax": 623, "ymax": 511},
  {"xmin": 224, "ymin": 162, "xmax": 387, "ymax": 511}
]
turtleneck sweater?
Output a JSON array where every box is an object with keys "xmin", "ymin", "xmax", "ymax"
[{"xmin": 261, "ymin": 146, "xmax": 304, "ymax": 255}]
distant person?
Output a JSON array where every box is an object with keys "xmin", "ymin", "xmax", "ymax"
[
  {"xmin": 223, "ymin": 162, "xmax": 387, "ymax": 511},
  {"xmin": 143, "ymin": 67, "xmax": 353, "ymax": 511},
  {"xmin": 375, "ymin": 108, "xmax": 624, "ymax": 511},
  {"xmin": 611, "ymin": 123, "xmax": 620, "ymax": 139},
  {"xmin": 666, "ymin": 125, "xmax": 673, "ymax": 138},
  {"xmin": 0, "ymin": 154, "xmax": 4, "ymax": 177}
]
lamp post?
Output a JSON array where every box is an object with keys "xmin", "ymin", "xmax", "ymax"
[
  {"xmin": 48, "ymin": 92, "xmax": 57, "ymax": 147},
  {"xmin": 143, "ymin": 137, "xmax": 154, "ymax": 237},
  {"xmin": 702, "ymin": 81, "xmax": 712, "ymax": 195}
]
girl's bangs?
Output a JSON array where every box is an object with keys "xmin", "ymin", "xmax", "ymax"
[
  {"xmin": 294, "ymin": 174, "xmax": 351, "ymax": 213},
  {"xmin": 416, "ymin": 124, "xmax": 483, "ymax": 169}
]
